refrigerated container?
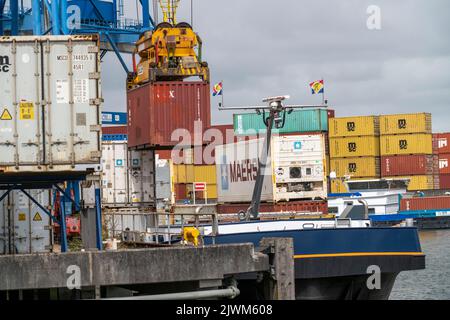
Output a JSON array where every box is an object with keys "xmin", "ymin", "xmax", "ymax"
[
  {"xmin": 380, "ymin": 113, "xmax": 432, "ymax": 135},
  {"xmin": 101, "ymin": 142, "xmax": 155, "ymax": 206},
  {"xmin": 0, "ymin": 190, "xmax": 52, "ymax": 254},
  {"xmin": 0, "ymin": 35, "xmax": 102, "ymax": 174},
  {"xmin": 330, "ymin": 157, "xmax": 380, "ymax": 178},
  {"xmin": 127, "ymin": 81, "xmax": 211, "ymax": 148},
  {"xmin": 329, "ymin": 136, "xmax": 380, "ymax": 158},
  {"xmin": 233, "ymin": 108, "xmax": 330, "ymax": 136},
  {"xmin": 380, "ymin": 134, "xmax": 433, "ymax": 155},
  {"xmin": 215, "ymin": 134, "xmax": 327, "ymax": 203},
  {"xmin": 328, "ymin": 116, "xmax": 379, "ymax": 138}
]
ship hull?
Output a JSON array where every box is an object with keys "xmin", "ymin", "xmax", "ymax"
[{"xmin": 204, "ymin": 226, "xmax": 425, "ymax": 300}]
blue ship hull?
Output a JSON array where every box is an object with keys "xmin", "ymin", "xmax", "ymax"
[{"xmin": 204, "ymin": 226, "xmax": 425, "ymax": 300}]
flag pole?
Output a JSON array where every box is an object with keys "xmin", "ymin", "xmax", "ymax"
[
  {"xmin": 322, "ymin": 77, "xmax": 325, "ymax": 105},
  {"xmin": 221, "ymin": 80, "xmax": 224, "ymax": 108}
]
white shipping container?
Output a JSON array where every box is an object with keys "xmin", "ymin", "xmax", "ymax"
[
  {"xmin": 0, "ymin": 35, "xmax": 101, "ymax": 174},
  {"xmin": 215, "ymin": 134, "xmax": 327, "ymax": 203},
  {"xmin": 101, "ymin": 142, "xmax": 155, "ymax": 206},
  {"xmin": 0, "ymin": 189, "xmax": 52, "ymax": 254}
]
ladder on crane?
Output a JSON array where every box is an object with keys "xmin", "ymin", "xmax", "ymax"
[{"xmin": 159, "ymin": 0, "xmax": 181, "ymax": 24}]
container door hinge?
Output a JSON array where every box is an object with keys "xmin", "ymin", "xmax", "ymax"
[
  {"xmin": 89, "ymin": 72, "xmax": 101, "ymax": 80},
  {"xmin": 90, "ymin": 125, "xmax": 101, "ymax": 132}
]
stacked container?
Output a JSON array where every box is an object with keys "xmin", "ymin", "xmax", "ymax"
[
  {"xmin": 379, "ymin": 113, "xmax": 438, "ymax": 191},
  {"xmin": 434, "ymin": 133, "xmax": 450, "ymax": 189},
  {"xmin": 328, "ymin": 116, "xmax": 381, "ymax": 193}
]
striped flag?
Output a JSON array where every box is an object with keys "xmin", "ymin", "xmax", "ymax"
[
  {"xmin": 213, "ymin": 82, "xmax": 223, "ymax": 96},
  {"xmin": 310, "ymin": 80, "xmax": 324, "ymax": 94}
]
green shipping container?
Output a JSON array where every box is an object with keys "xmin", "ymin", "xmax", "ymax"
[{"xmin": 233, "ymin": 108, "xmax": 329, "ymax": 136}]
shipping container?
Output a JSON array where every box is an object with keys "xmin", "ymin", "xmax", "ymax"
[
  {"xmin": 101, "ymin": 142, "xmax": 155, "ymax": 206},
  {"xmin": 440, "ymin": 154, "xmax": 450, "ymax": 174},
  {"xmin": 330, "ymin": 157, "xmax": 380, "ymax": 178},
  {"xmin": 328, "ymin": 116, "xmax": 379, "ymax": 138},
  {"xmin": 400, "ymin": 196, "xmax": 450, "ymax": 211},
  {"xmin": 434, "ymin": 133, "xmax": 450, "ymax": 154},
  {"xmin": 398, "ymin": 175, "xmax": 435, "ymax": 191},
  {"xmin": 233, "ymin": 108, "xmax": 330, "ymax": 136},
  {"xmin": 381, "ymin": 155, "xmax": 436, "ymax": 176},
  {"xmin": 329, "ymin": 177, "xmax": 379, "ymax": 194},
  {"xmin": 439, "ymin": 174, "xmax": 450, "ymax": 189},
  {"xmin": 380, "ymin": 113, "xmax": 432, "ymax": 135},
  {"xmin": 217, "ymin": 200, "xmax": 328, "ymax": 215},
  {"xmin": 172, "ymin": 164, "xmax": 216, "ymax": 184},
  {"xmin": 329, "ymin": 136, "xmax": 380, "ymax": 158},
  {"xmin": 102, "ymin": 126, "xmax": 128, "ymax": 135},
  {"xmin": 380, "ymin": 134, "xmax": 433, "ymax": 155},
  {"xmin": 127, "ymin": 81, "xmax": 211, "ymax": 148},
  {"xmin": 0, "ymin": 190, "xmax": 52, "ymax": 254},
  {"xmin": 0, "ymin": 35, "xmax": 102, "ymax": 174},
  {"xmin": 215, "ymin": 134, "xmax": 327, "ymax": 203}
]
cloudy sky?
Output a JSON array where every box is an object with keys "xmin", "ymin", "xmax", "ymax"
[{"xmin": 102, "ymin": 0, "xmax": 450, "ymax": 131}]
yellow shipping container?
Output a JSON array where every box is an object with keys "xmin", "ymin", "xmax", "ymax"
[
  {"xmin": 193, "ymin": 165, "xmax": 217, "ymax": 184},
  {"xmin": 328, "ymin": 116, "xmax": 380, "ymax": 138},
  {"xmin": 330, "ymin": 136, "xmax": 380, "ymax": 158},
  {"xmin": 330, "ymin": 177, "xmax": 378, "ymax": 193},
  {"xmin": 173, "ymin": 165, "xmax": 216, "ymax": 184},
  {"xmin": 330, "ymin": 157, "xmax": 380, "ymax": 178},
  {"xmin": 394, "ymin": 175, "xmax": 435, "ymax": 191},
  {"xmin": 380, "ymin": 113, "xmax": 432, "ymax": 135},
  {"xmin": 380, "ymin": 134, "xmax": 432, "ymax": 155}
]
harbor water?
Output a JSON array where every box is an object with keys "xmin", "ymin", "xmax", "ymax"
[{"xmin": 390, "ymin": 229, "xmax": 450, "ymax": 300}]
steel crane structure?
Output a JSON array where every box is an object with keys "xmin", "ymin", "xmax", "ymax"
[{"xmin": 0, "ymin": 0, "xmax": 157, "ymax": 72}]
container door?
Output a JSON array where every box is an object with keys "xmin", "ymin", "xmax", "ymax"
[
  {"xmin": 0, "ymin": 196, "xmax": 9, "ymax": 254},
  {"xmin": 9, "ymin": 190, "xmax": 51, "ymax": 254},
  {"xmin": 155, "ymin": 158, "xmax": 173, "ymax": 209},
  {"xmin": 129, "ymin": 150, "xmax": 144, "ymax": 203},
  {"xmin": 42, "ymin": 37, "xmax": 101, "ymax": 167},
  {"xmin": 112, "ymin": 143, "xmax": 129, "ymax": 204},
  {"xmin": 141, "ymin": 150, "xmax": 155, "ymax": 203},
  {"xmin": 0, "ymin": 39, "xmax": 43, "ymax": 167}
]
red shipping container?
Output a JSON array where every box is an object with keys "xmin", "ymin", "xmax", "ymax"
[
  {"xmin": 127, "ymin": 81, "xmax": 211, "ymax": 148},
  {"xmin": 400, "ymin": 196, "xmax": 450, "ymax": 211},
  {"xmin": 217, "ymin": 200, "xmax": 328, "ymax": 215},
  {"xmin": 102, "ymin": 125, "xmax": 128, "ymax": 135},
  {"xmin": 381, "ymin": 155, "xmax": 435, "ymax": 176},
  {"xmin": 435, "ymin": 133, "xmax": 450, "ymax": 154},
  {"xmin": 439, "ymin": 153, "xmax": 450, "ymax": 174},
  {"xmin": 440, "ymin": 174, "xmax": 450, "ymax": 189}
]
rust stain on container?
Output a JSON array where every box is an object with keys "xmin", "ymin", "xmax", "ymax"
[{"xmin": 127, "ymin": 81, "xmax": 211, "ymax": 148}]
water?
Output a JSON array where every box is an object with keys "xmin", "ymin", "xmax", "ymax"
[{"xmin": 390, "ymin": 229, "xmax": 450, "ymax": 300}]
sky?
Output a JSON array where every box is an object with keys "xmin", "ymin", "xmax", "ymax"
[{"xmin": 101, "ymin": 0, "xmax": 450, "ymax": 131}]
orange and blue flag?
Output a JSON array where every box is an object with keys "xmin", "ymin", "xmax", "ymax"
[
  {"xmin": 213, "ymin": 82, "xmax": 223, "ymax": 96},
  {"xmin": 309, "ymin": 80, "xmax": 324, "ymax": 94}
]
